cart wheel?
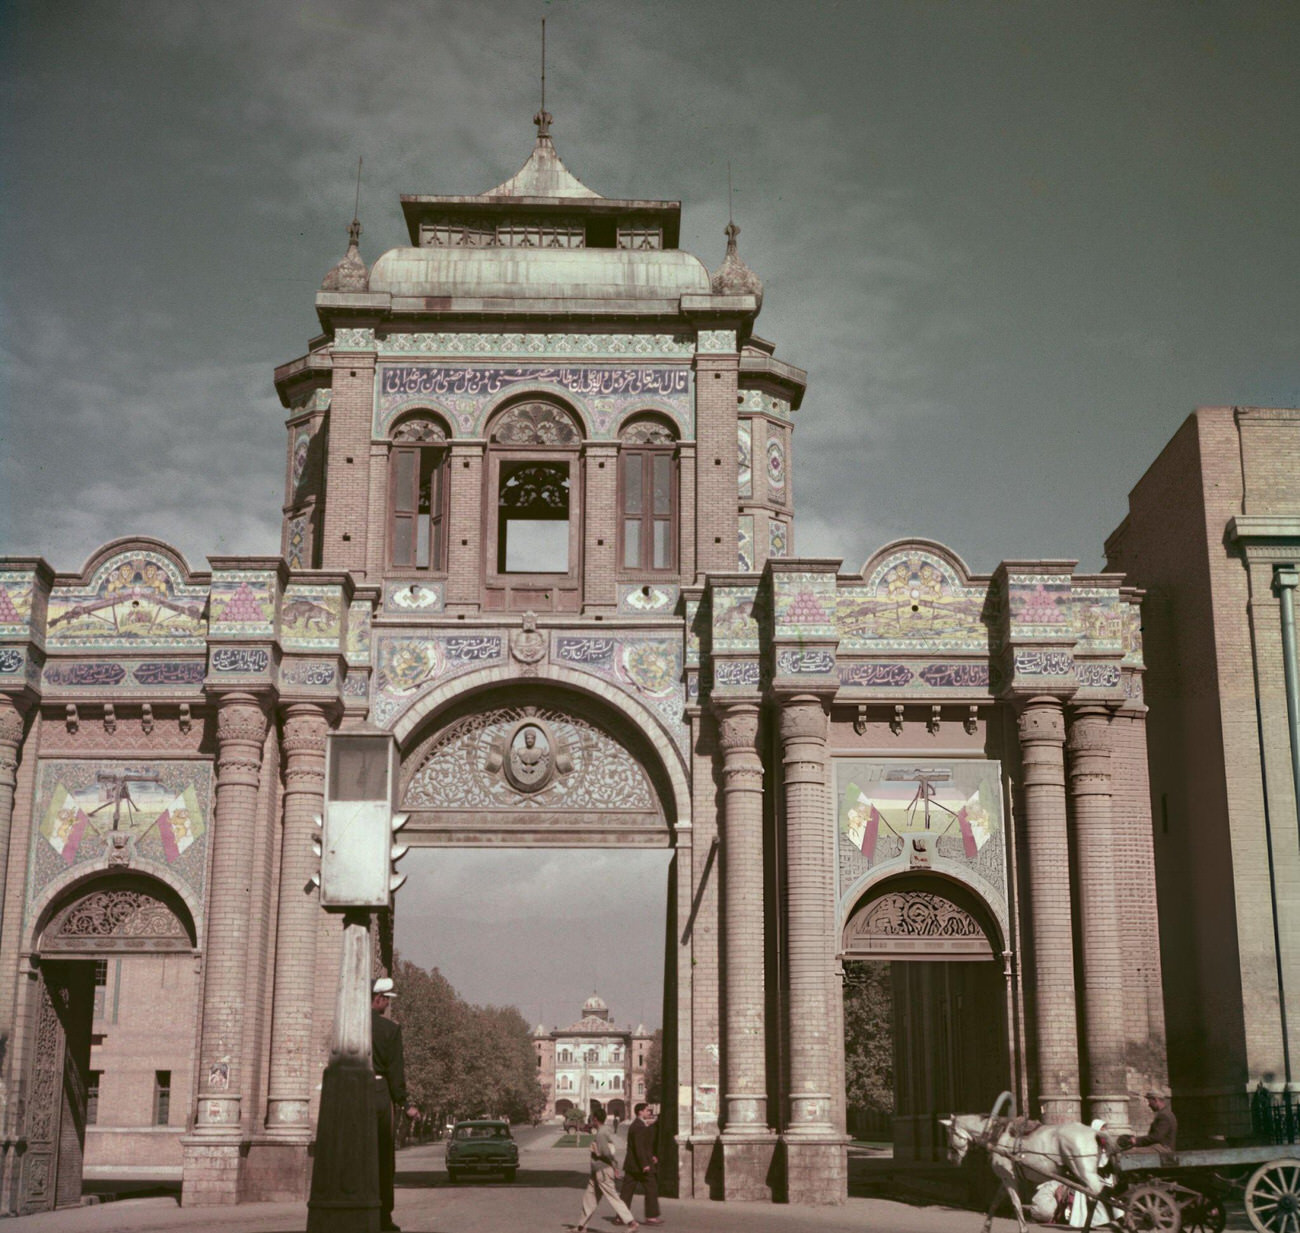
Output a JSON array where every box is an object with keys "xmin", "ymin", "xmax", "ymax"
[
  {"xmin": 1125, "ymin": 1183, "xmax": 1183, "ymax": 1233},
  {"xmin": 1245, "ymin": 1159, "xmax": 1300, "ymax": 1233},
  {"xmin": 1180, "ymin": 1195, "xmax": 1226, "ymax": 1233}
]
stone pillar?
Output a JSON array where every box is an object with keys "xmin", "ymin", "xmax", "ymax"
[
  {"xmin": 1068, "ymin": 703, "xmax": 1129, "ymax": 1130},
  {"xmin": 0, "ymin": 697, "xmax": 28, "ymax": 936},
  {"xmin": 715, "ymin": 701, "xmax": 776, "ymax": 1199},
  {"xmin": 183, "ymin": 693, "xmax": 268, "ymax": 1206},
  {"xmin": 778, "ymin": 695, "xmax": 846, "ymax": 1202},
  {"xmin": 265, "ymin": 704, "xmax": 329, "ymax": 1139},
  {"xmin": 1017, "ymin": 696, "xmax": 1082, "ymax": 1122},
  {"xmin": 582, "ymin": 442, "xmax": 619, "ymax": 612}
]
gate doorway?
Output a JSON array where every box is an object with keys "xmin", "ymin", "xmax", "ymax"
[
  {"xmin": 842, "ymin": 877, "xmax": 1011, "ymax": 1163},
  {"xmin": 18, "ymin": 876, "xmax": 198, "ymax": 1214}
]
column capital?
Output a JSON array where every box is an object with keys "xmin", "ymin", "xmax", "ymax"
[
  {"xmin": 215, "ymin": 692, "xmax": 268, "ymax": 785},
  {"xmin": 777, "ymin": 694, "xmax": 829, "ymax": 744},
  {"xmin": 714, "ymin": 699, "xmax": 761, "ymax": 753},
  {"xmin": 1018, "ymin": 694, "xmax": 1066, "ymax": 744},
  {"xmin": 0, "ymin": 693, "xmax": 29, "ymax": 749}
]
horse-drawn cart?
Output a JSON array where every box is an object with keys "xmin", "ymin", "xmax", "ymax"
[{"xmin": 1113, "ymin": 1143, "xmax": 1300, "ymax": 1233}]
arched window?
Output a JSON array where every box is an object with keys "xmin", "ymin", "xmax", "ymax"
[
  {"xmin": 389, "ymin": 416, "xmax": 449, "ymax": 571},
  {"xmin": 619, "ymin": 417, "xmax": 678, "ymax": 573},
  {"xmin": 487, "ymin": 401, "xmax": 583, "ymax": 590}
]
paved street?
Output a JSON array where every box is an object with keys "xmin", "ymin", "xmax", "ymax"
[
  {"xmin": 3, "ymin": 1125, "xmax": 1029, "ymax": 1233},
  {"xmin": 0, "ymin": 1126, "xmax": 1253, "ymax": 1232}
]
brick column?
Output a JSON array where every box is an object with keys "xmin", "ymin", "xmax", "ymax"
[
  {"xmin": 183, "ymin": 693, "xmax": 268, "ymax": 1205},
  {"xmin": 0, "ymin": 697, "xmax": 28, "ymax": 935},
  {"xmin": 265, "ymin": 703, "xmax": 329, "ymax": 1135},
  {"xmin": 445, "ymin": 441, "xmax": 484, "ymax": 612},
  {"xmin": 1068, "ymin": 703, "xmax": 1129, "ymax": 1130},
  {"xmin": 779, "ymin": 695, "xmax": 846, "ymax": 1202},
  {"xmin": 1017, "ymin": 696, "xmax": 1082, "ymax": 1122},
  {"xmin": 715, "ymin": 701, "xmax": 776, "ymax": 1199},
  {"xmin": 582, "ymin": 442, "xmax": 618, "ymax": 612},
  {"xmin": 695, "ymin": 350, "xmax": 740, "ymax": 577}
]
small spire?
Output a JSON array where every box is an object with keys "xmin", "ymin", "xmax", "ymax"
[
  {"xmin": 534, "ymin": 18, "xmax": 552, "ymax": 139},
  {"xmin": 725, "ymin": 220, "xmax": 741, "ymax": 253},
  {"xmin": 321, "ymin": 157, "xmax": 368, "ymax": 293},
  {"xmin": 710, "ymin": 171, "xmax": 763, "ymax": 312}
]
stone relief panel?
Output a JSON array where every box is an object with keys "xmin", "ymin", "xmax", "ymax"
[
  {"xmin": 376, "ymin": 332, "xmax": 694, "ymax": 359},
  {"xmin": 42, "ymin": 883, "xmax": 193, "ymax": 953},
  {"xmin": 402, "ymin": 704, "xmax": 656, "ymax": 815},
  {"xmin": 617, "ymin": 583, "xmax": 677, "ymax": 615},
  {"xmin": 834, "ymin": 758, "xmax": 1008, "ymax": 945},
  {"xmin": 838, "ymin": 548, "xmax": 997, "ymax": 653},
  {"xmin": 46, "ymin": 551, "xmax": 207, "ymax": 651},
  {"xmin": 843, "ymin": 890, "xmax": 993, "ymax": 960},
  {"xmin": 383, "ymin": 580, "xmax": 445, "ymax": 614},
  {"xmin": 25, "ymin": 759, "xmax": 213, "ymax": 931},
  {"xmin": 375, "ymin": 364, "xmax": 692, "ymax": 440}
]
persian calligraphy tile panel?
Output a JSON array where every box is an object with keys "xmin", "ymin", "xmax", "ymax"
[
  {"xmin": 617, "ymin": 583, "xmax": 678, "ymax": 615},
  {"xmin": 833, "ymin": 757, "xmax": 1008, "ymax": 938},
  {"xmin": 774, "ymin": 571, "xmax": 837, "ymax": 637},
  {"xmin": 1075, "ymin": 661, "xmax": 1122, "ymax": 690},
  {"xmin": 47, "ymin": 551, "xmax": 207, "ymax": 651},
  {"xmin": 208, "ymin": 646, "xmax": 275, "ymax": 681},
  {"xmin": 281, "ymin": 585, "xmax": 343, "ymax": 651},
  {"xmin": 1013, "ymin": 648, "xmax": 1075, "ymax": 680},
  {"xmin": 343, "ymin": 671, "xmax": 370, "ymax": 699},
  {"xmin": 382, "ymin": 581, "xmax": 445, "ymax": 615},
  {"xmin": 371, "ymin": 632, "xmax": 506, "ymax": 728},
  {"xmin": 739, "ymin": 389, "xmax": 792, "ymax": 421},
  {"xmin": 737, "ymin": 517, "xmax": 754, "ymax": 574},
  {"xmin": 836, "ymin": 660, "xmax": 1000, "ymax": 692},
  {"xmin": 346, "ymin": 600, "xmax": 373, "ymax": 665},
  {"xmin": 711, "ymin": 586, "xmax": 759, "ymax": 651},
  {"xmin": 279, "ymin": 659, "xmax": 338, "ymax": 691},
  {"xmin": 400, "ymin": 702, "xmax": 656, "ymax": 815},
  {"xmin": 776, "ymin": 648, "xmax": 836, "ymax": 677},
  {"xmin": 43, "ymin": 659, "xmax": 206, "ymax": 694},
  {"xmin": 551, "ymin": 634, "xmax": 687, "ymax": 756},
  {"xmin": 378, "ymin": 332, "xmax": 694, "ymax": 359},
  {"xmin": 375, "ymin": 365, "xmax": 693, "ymax": 440},
  {"xmin": 838, "ymin": 549, "xmax": 996, "ymax": 652},
  {"xmin": 738, "ymin": 423, "xmax": 753, "ymax": 498},
  {"xmin": 0, "ymin": 647, "xmax": 27, "ymax": 677},
  {"xmin": 711, "ymin": 659, "xmax": 761, "ymax": 691},
  {"xmin": 208, "ymin": 572, "xmax": 276, "ymax": 639},
  {"xmin": 0, "ymin": 570, "xmax": 37, "ymax": 639},
  {"xmin": 25, "ymin": 759, "xmax": 213, "ymax": 929}
]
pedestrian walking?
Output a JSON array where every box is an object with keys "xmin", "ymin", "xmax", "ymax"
[
  {"xmin": 617, "ymin": 1102, "xmax": 662, "ymax": 1225},
  {"xmin": 570, "ymin": 1106, "xmax": 638, "ymax": 1231},
  {"xmin": 373, "ymin": 977, "xmax": 419, "ymax": 1233}
]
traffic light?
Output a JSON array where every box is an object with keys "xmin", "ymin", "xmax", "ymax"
[{"xmin": 390, "ymin": 812, "xmax": 409, "ymax": 896}]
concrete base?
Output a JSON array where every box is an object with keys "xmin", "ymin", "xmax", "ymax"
[
  {"xmin": 180, "ymin": 1138, "xmax": 242, "ymax": 1206},
  {"xmin": 785, "ymin": 1136, "xmax": 848, "ymax": 1205},
  {"xmin": 720, "ymin": 1132, "xmax": 779, "ymax": 1202},
  {"xmin": 240, "ymin": 1138, "xmax": 311, "ymax": 1203}
]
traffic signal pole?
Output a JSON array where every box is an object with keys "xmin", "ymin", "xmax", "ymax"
[{"xmin": 307, "ymin": 910, "xmax": 379, "ymax": 1233}]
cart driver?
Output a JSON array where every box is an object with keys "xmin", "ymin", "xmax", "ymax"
[{"xmin": 1120, "ymin": 1091, "xmax": 1177, "ymax": 1155}]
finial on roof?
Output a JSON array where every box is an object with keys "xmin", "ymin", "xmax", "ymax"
[
  {"xmin": 321, "ymin": 156, "xmax": 369, "ymax": 292},
  {"xmin": 710, "ymin": 177, "xmax": 763, "ymax": 312},
  {"xmin": 534, "ymin": 17, "xmax": 552, "ymax": 139}
]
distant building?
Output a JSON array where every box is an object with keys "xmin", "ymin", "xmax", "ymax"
[
  {"xmin": 1106, "ymin": 406, "xmax": 1300, "ymax": 1140},
  {"xmin": 533, "ymin": 995, "xmax": 654, "ymax": 1120}
]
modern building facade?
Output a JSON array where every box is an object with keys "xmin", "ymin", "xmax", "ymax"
[
  {"xmin": 532, "ymin": 994, "xmax": 654, "ymax": 1120},
  {"xmin": 1106, "ymin": 406, "xmax": 1300, "ymax": 1141},
  {"xmin": 0, "ymin": 116, "xmax": 1170, "ymax": 1213}
]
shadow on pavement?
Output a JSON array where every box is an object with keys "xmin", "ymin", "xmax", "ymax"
[{"xmin": 396, "ymin": 1167, "xmax": 588, "ymax": 1190}]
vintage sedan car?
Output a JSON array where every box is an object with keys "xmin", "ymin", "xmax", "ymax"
[{"xmin": 445, "ymin": 1119, "xmax": 519, "ymax": 1182}]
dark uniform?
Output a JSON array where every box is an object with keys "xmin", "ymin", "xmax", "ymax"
[
  {"xmin": 1136, "ymin": 1106, "xmax": 1178, "ymax": 1152},
  {"xmin": 619, "ymin": 1113, "xmax": 661, "ymax": 1221},
  {"xmin": 373, "ymin": 1009, "xmax": 409, "ymax": 1231}
]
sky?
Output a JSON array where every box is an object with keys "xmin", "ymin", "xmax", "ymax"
[{"xmin": 2, "ymin": 1, "xmax": 1298, "ymax": 1026}]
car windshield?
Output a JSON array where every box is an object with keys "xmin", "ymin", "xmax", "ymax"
[{"xmin": 453, "ymin": 1124, "xmax": 510, "ymax": 1140}]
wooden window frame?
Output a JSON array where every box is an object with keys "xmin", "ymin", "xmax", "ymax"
[
  {"xmin": 388, "ymin": 440, "xmax": 450, "ymax": 574},
  {"xmin": 618, "ymin": 444, "xmax": 679, "ymax": 575},
  {"xmin": 485, "ymin": 447, "xmax": 583, "ymax": 585}
]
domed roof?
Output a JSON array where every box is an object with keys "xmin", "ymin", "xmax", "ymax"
[
  {"xmin": 367, "ymin": 245, "xmax": 710, "ymax": 301},
  {"xmin": 321, "ymin": 218, "xmax": 368, "ymax": 292},
  {"xmin": 533, "ymin": 1022, "xmax": 549, "ymax": 1037},
  {"xmin": 583, "ymin": 993, "xmax": 607, "ymax": 1013},
  {"xmin": 484, "ymin": 113, "xmax": 601, "ymax": 199},
  {"xmin": 709, "ymin": 221, "xmax": 762, "ymax": 311}
]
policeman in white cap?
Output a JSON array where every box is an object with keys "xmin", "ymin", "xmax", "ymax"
[{"xmin": 372, "ymin": 977, "xmax": 417, "ymax": 1232}]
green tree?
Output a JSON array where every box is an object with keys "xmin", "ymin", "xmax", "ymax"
[
  {"xmin": 843, "ymin": 962, "xmax": 893, "ymax": 1116},
  {"xmin": 643, "ymin": 1028, "xmax": 664, "ymax": 1104}
]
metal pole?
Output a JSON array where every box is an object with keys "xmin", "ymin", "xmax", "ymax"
[{"xmin": 1274, "ymin": 567, "xmax": 1300, "ymax": 850}]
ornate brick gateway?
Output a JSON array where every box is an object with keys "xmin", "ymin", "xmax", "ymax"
[{"xmin": 0, "ymin": 117, "xmax": 1170, "ymax": 1211}]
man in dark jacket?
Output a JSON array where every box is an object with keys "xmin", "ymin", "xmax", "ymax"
[
  {"xmin": 618, "ymin": 1103, "xmax": 662, "ymax": 1225},
  {"xmin": 373, "ymin": 977, "xmax": 418, "ymax": 1233},
  {"xmin": 1134, "ymin": 1091, "xmax": 1178, "ymax": 1153}
]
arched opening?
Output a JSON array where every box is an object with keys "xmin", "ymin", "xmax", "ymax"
[
  {"xmin": 18, "ymin": 874, "xmax": 197, "ymax": 1214},
  {"xmin": 841, "ymin": 874, "xmax": 1010, "ymax": 1164}
]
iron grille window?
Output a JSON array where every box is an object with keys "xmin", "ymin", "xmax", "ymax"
[
  {"xmin": 154, "ymin": 1070, "xmax": 171, "ymax": 1126},
  {"xmin": 87, "ymin": 1071, "xmax": 101, "ymax": 1126}
]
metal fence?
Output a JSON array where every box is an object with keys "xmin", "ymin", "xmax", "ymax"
[{"xmin": 1251, "ymin": 1083, "xmax": 1300, "ymax": 1145}]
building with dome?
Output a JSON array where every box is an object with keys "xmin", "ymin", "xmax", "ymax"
[
  {"xmin": 0, "ymin": 109, "xmax": 1173, "ymax": 1215},
  {"xmin": 532, "ymin": 996, "xmax": 656, "ymax": 1121}
]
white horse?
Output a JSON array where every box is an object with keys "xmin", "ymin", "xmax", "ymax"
[{"xmin": 941, "ymin": 1112, "xmax": 1110, "ymax": 1233}]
